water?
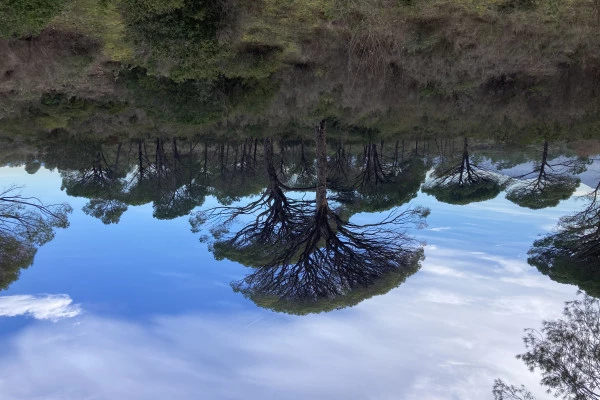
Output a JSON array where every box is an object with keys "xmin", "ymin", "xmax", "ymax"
[{"xmin": 0, "ymin": 132, "xmax": 597, "ymax": 399}]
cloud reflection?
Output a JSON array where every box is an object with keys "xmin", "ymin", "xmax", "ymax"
[
  {"xmin": 0, "ymin": 294, "xmax": 81, "ymax": 321},
  {"xmin": 0, "ymin": 248, "xmax": 578, "ymax": 400}
]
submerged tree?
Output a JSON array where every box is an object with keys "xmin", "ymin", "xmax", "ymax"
[
  {"xmin": 0, "ymin": 186, "xmax": 71, "ymax": 290},
  {"xmin": 527, "ymin": 182, "xmax": 600, "ymax": 297},
  {"xmin": 494, "ymin": 294, "xmax": 600, "ymax": 400},
  {"xmin": 194, "ymin": 122, "xmax": 428, "ymax": 314},
  {"xmin": 506, "ymin": 141, "xmax": 585, "ymax": 210},
  {"xmin": 423, "ymin": 138, "xmax": 504, "ymax": 205}
]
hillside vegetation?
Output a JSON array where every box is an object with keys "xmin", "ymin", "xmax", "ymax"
[{"xmin": 1, "ymin": 0, "xmax": 599, "ymax": 138}]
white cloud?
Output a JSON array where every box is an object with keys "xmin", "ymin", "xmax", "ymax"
[
  {"xmin": 0, "ymin": 274, "xmax": 576, "ymax": 400},
  {"xmin": 418, "ymin": 289, "xmax": 474, "ymax": 305},
  {"xmin": 0, "ymin": 295, "xmax": 81, "ymax": 321},
  {"xmin": 0, "ymin": 243, "xmax": 581, "ymax": 400},
  {"xmin": 429, "ymin": 227, "xmax": 451, "ymax": 232}
]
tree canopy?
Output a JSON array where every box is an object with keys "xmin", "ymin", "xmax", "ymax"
[
  {"xmin": 423, "ymin": 138, "xmax": 504, "ymax": 205},
  {"xmin": 494, "ymin": 294, "xmax": 600, "ymax": 400},
  {"xmin": 527, "ymin": 183, "xmax": 600, "ymax": 297},
  {"xmin": 194, "ymin": 122, "xmax": 429, "ymax": 314},
  {"xmin": 505, "ymin": 142, "xmax": 584, "ymax": 210},
  {"xmin": 0, "ymin": 186, "xmax": 71, "ymax": 290}
]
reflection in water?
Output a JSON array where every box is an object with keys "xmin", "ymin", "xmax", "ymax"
[
  {"xmin": 527, "ymin": 182, "xmax": 600, "ymax": 297},
  {"xmin": 494, "ymin": 294, "xmax": 600, "ymax": 400},
  {"xmin": 2, "ymin": 130, "xmax": 597, "ymax": 311},
  {"xmin": 506, "ymin": 141, "xmax": 586, "ymax": 210},
  {"xmin": 423, "ymin": 138, "xmax": 506, "ymax": 205},
  {"xmin": 0, "ymin": 294, "xmax": 81, "ymax": 321},
  {"xmin": 0, "ymin": 186, "xmax": 71, "ymax": 290},
  {"xmin": 194, "ymin": 122, "xmax": 428, "ymax": 314}
]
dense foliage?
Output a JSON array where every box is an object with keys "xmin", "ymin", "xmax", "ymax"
[
  {"xmin": 528, "ymin": 184, "xmax": 600, "ymax": 297},
  {"xmin": 0, "ymin": 186, "xmax": 71, "ymax": 290},
  {"xmin": 0, "ymin": 0, "xmax": 66, "ymax": 38}
]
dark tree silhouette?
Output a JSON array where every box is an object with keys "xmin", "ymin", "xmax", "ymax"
[
  {"xmin": 0, "ymin": 186, "xmax": 71, "ymax": 290},
  {"xmin": 195, "ymin": 122, "xmax": 429, "ymax": 314},
  {"xmin": 327, "ymin": 139, "xmax": 352, "ymax": 190},
  {"xmin": 326, "ymin": 139, "xmax": 426, "ymax": 213},
  {"xmin": 492, "ymin": 380, "xmax": 535, "ymax": 400},
  {"xmin": 207, "ymin": 140, "xmax": 268, "ymax": 206},
  {"xmin": 24, "ymin": 155, "xmax": 41, "ymax": 175},
  {"xmin": 506, "ymin": 142, "xmax": 585, "ymax": 210},
  {"xmin": 494, "ymin": 294, "xmax": 600, "ymax": 400},
  {"xmin": 60, "ymin": 144, "xmax": 128, "ymax": 224},
  {"xmin": 349, "ymin": 155, "xmax": 427, "ymax": 213},
  {"xmin": 82, "ymin": 199, "xmax": 128, "ymax": 225},
  {"xmin": 287, "ymin": 140, "xmax": 317, "ymax": 188},
  {"xmin": 423, "ymin": 138, "xmax": 504, "ymax": 205},
  {"xmin": 50, "ymin": 137, "xmax": 263, "ymax": 224},
  {"xmin": 356, "ymin": 141, "xmax": 393, "ymax": 188},
  {"xmin": 527, "ymin": 182, "xmax": 600, "ymax": 297},
  {"xmin": 232, "ymin": 122, "xmax": 428, "ymax": 314},
  {"xmin": 191, "ymin": 137, "xmax": 311, "ymax": 266}
]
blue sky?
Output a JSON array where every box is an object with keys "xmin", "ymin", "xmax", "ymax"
[{"xmin": 0, "ymin": 163, "xmax": 592, "ymax": 399}]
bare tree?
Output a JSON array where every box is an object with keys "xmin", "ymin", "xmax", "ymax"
[{"xmin": 191, "ymin": 137, "xmax": 311, "ymax": 265}]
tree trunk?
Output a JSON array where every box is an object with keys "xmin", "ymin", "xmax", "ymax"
[{"xmin": 315, "ymin": 120, "xmax": 328, "ymax": 213}]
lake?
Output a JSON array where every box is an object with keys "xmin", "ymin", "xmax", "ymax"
[{"xmin": 2, "ymin": 0, "xmax": 600, "ymax": 397}]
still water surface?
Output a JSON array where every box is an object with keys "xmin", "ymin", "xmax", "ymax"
[{"xmin": 0, "ymin": 135, "xmax": 598, "ymax": 399}]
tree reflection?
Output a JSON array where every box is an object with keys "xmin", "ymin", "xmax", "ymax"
[
  {"xmin": 192, "ymin": 137, "xmax": 310, "ymax": 266},
  {"xmin": 0, "ymin": 186, "xmax": 71, "ymax": 289},
  {"xmin": 494, "ymin": 294, "xmax": 600, "ymax": 400},
  {"xmin": 505, "ymin": 141, "xmax": 585, "ymax": 210},
  {"xmin": 527, "ymin": 182, "xmax": 600, "ymax": 297},
  {"xmin": 194, "ymin": 122, "xmax": 428, "ymax": 314},
  {"xmin": 60, "ymin": 143, "xmax": 128, "ymax": 224},
  {"xmin": 423, "ymin": 138, "xmax": 504, "ymax": 205}
]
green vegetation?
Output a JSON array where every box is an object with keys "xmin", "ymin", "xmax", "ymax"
[
  {"xmin": 1, "ymin": 0, "xmax": 600, "ymax": 144},
  {"xmin": 424, "ymin": 180, "xmax": 502, "ymax": 205},
  {"xmin": 0, "ymin": 186, "xmax": 71, "ymax": 290},
  {"xmin": 50, "ymin": 0, "xmax": 132, "ymax": 61},
  {"xmin": 494, "ymin": 295, "xmax": 600, "ymax": 400},
  {"xmin": 240, "ymin": 259, "xmax": 422, "ymax": 315},
  {"xmin": 0, "ymin": 0, "xmax": 66, "ymax": 38},
  {"xmin": 423, "ymin": 138, "xmax": 506, "ymax": 205},
  {"xmin": 528, "ymin": 185, "xmax": 600, "ymax": 298}
]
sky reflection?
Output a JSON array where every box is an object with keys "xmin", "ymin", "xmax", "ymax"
[
  {"xmin": 0, "ymin": 160, "xmax": 593, "ymax": 399},
  {"xmin": 0, "ymin": 249, "xmax": 575, "ymax": 400}
]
